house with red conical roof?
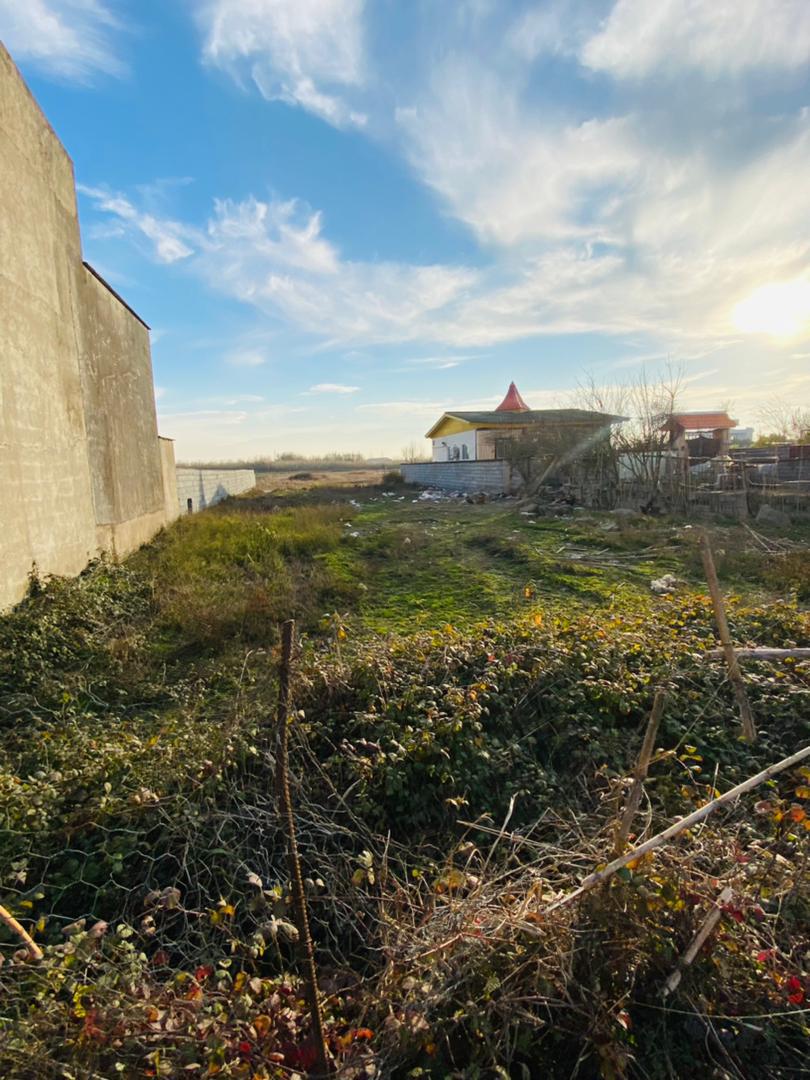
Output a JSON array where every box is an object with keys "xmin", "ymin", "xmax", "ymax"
[{"xmin": 425, "ymin": 382, "xmax": 622, "ymax": 464}]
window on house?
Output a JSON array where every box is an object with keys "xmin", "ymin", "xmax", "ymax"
[{"xmin": 187, "ymin": 497, "xmax": 193, "ymax": 513}]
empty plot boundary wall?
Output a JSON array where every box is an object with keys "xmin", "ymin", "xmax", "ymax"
[
  {"xmin": 175, "ymin": 470, "xmax": 257, "ymax": 514},
  {"xmin": 401, "ymin": 461, "xmax": 516, "ymax": 494}
]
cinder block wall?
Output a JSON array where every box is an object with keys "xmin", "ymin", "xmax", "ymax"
[
  {"xmin": 0, "ymin": 43, "xmax": 175, "ymax": 608},
  {"xmin": 175, "ymin": 469, "xmax": 257, "ymax": 514},
  {"xmin": 401, "ymin": 461, "xmax": 515, "ymax": 493}
]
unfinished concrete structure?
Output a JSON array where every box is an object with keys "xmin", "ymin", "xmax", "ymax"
[{"xmin": 0, "ymin": 43, "xmax": 178, "ymax": 609}]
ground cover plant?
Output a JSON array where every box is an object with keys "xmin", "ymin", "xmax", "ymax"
[{"xmin": 0, "ymin": 485, "xmax": 808, "ymax": 1078}]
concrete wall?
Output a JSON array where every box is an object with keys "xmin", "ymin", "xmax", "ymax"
[
  {"xmin": 402, "ymin": 461, "xmax": 516, "ymax": 494},
  {"xmin": 175, "ymin": 469, "xmax": 256, "ymax": 514},
  {"xmin": 160, "ymin": 438, "xmax": 180, "ymax": 524},
  {"xmin": 0, "ymin": 43, "xmax": 99, "ymax": 609},
  {"xmin": 77, "ymin": 265, "xmax": 166, "ymax": 555},
  {"xmin": 0, "ymin": 43, "xmax": 172, "ymax": 608}
]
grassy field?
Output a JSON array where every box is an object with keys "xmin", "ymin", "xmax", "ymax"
[{"xmin": 0, "ymin": 482, "xmax": 808, "ymax": 1079}]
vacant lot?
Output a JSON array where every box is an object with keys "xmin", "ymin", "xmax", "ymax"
[{"xmin": 1, "ymin": 484, "xmax": 808, "ymax": 1078}]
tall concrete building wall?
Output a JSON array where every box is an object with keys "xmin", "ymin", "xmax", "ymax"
[
  {"xmin": 0, "ymin": 43, "xmax": 175, "ymax": 609},
  {"xmin": 77, "ymin": 264, "xmax": 168, "ymax": 556}
]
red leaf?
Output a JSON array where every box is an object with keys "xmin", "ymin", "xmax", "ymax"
[
  {"xmin": 194, "ymin": 965, "xmax": 213, "ymax": 983},
  {"xmin": 756, "ymin": 949, "xmax": 775, "ymax": 963},
  {"xmin": 787, "ymin": 976, "xmax": 805, "ymax": 1005},
  {"xmin": 238, "ymin": 1041, "xmax": 252, "ymax": 1055},
  {"xmin": 351, "ymin": 1028, "xmax": 374, "ymax": 1042}
]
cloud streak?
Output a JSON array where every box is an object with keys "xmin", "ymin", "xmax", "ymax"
[
  {"xmin": 0, "ymin": 0, "xmax": 127, "ymax": 82},
  {"xmin": 198, "ymin": 0, "xmax": 367, "ymax": 127}
]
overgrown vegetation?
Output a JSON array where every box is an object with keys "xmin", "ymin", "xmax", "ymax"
[{"xmin": 1, "ymin": 489, "xmax": 808, "ymax": 1078}]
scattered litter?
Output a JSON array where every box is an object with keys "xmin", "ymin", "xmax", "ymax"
[{"xmin": 650, "ymin": 573, "xmax": 679, "ymax": 594}]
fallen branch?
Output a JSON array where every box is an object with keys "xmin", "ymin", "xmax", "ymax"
[
  {"xmin": 613, "ymin": 690, "xmax": 665, "ymax": 855},
  {"xmin": 699, "ymin": 529, "xmax": 757, "ymax": 743},
  {"xmin": 536, "ymin": 743, "xmax": 810, "ymax": 918},
  {"xmin": 663, "ymin": 886, "xmax": 733, "ymax": 996},
  {"xmin": 0, "ymin": 903, "xmax": 43, "ymax": 961},
  {"xmin": 708, "ymin": 648, "xmax": 810, "ymax": 661}
]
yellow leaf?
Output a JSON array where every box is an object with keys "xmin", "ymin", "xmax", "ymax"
[
  {"xmin": 434, "ymin": 868, "xmax": 467, "ymax": 893},
  {"xmin": 532, "ymin": 613, "xmax": 543, "ymax": 627},
  {"xmin": 252, "ymin": 1015, "xmax": 272, "ymax": 1038},
  {"xmin": 795, "ymin": 786, "xmax": 810, "ymax": 800}
]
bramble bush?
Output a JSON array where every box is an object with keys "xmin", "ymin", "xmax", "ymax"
[{"xmin": 0, "ymin": 502, "xmax": 808, "ymax": 1078}]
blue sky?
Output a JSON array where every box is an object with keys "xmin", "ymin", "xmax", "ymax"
[{"xmin": 2, "ymin": 0, "xmax": 810, "ymax": 460}]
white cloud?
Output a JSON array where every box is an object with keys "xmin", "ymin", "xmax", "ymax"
[
  {"xmin": 198, "ymin": 0, "xmax": 367, "ymax": 127},
  {"xmin": 397, "ymin": 62, "xmax": 638, "ymax": 247},
  {"xmin": 207, "ymin": 197, "xmax": 339, "ymax": 276},
  {"xmin": 201, "ymin": 195, "xmax": 479, "ymax": 345},
  {"xmin": 581, "ymin": 0, "xmax": 810, "ymax": 79},
  {"xmin": 225, "ymin": 349, "xmax": 268, "ymax": 367},
  {"xmin": 79, "ymin": 185, "xmax": 196, "ymax": 263},
  {"xmin": 308, "ymin": 383, "xmax": 360, "ymax": 394},
  {"xmin": 0, "ymin": 0, "xmax": 126, "ymax": 82}
]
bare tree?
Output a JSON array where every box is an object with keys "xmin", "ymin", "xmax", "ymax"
[
  {"xmin": 573, "ymin": 366, "xmax": 685, "ymax": 509},
  {"xmin": 756, "ymin": 399, "xmax": 810, "ymax": 444},
  {"xmin": 401, "ymin": 441, "xmax": 429, "ymax": 463}
]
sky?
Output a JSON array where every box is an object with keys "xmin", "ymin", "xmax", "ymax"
[{"xmin": 2, "ymin": 0, "xmax": 810, "ymax": 461}]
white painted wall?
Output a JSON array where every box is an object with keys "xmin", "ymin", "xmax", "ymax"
[{"xmin": 431, "ymin": 430, "xmax": 477, "ymax": 462}]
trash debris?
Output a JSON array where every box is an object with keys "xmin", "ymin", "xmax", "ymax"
[{"xmin": 650, "ymin": 573, "xmax": 679, "ymax": 594}]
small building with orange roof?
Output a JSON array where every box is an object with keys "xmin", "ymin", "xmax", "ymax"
[{"xmin": 665, "ymin": 411, "xmax": 738, "ymax": 460}]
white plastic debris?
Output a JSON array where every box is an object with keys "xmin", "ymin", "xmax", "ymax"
[{"xmin": 650, "ymin": 573, "xmax": 679, "ymax": 594}]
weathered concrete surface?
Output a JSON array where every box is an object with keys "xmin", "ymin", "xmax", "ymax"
[
  {"xmin": 0, "ymin": 43, "xmax": 99, "ymax": 608},
  {"xmin": 0, "ymin": 43, "xmax": 173, "ymax": 608},
  {"xmin": 175, "ymin": 469, "xmax": 257, "ymax": 513},
  {"xmin": 77, "ymin": 264, "xmax": 165, "ymax": 547},
  {"xmin": 160, "ymin": 438, "xmax": 180, "ymax": 524}
]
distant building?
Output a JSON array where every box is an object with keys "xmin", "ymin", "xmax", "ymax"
[
  {"xmin": 665, "ymin": 411, "xmax": 738, "ymax": 461},
  {"xmin": 425, "ymin": 382, "xmax": 621, "ymax": 462},
  {"xmin": 401, "ymin": 382, "xmax": 623, "ymax": 494},
  {"xmin": 729, "ymin": 427, "xmax": 754, "ymax": 447}
]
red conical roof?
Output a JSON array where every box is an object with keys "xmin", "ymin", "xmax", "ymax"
[{"xmin": 495, "ymin": 381, "xmax": 530, "ymax": 412}]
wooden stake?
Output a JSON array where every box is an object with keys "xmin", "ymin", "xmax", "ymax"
[
  {"xmin": 0, "ymin": 903, "xmax": 43, "ymax": 961},
  {"xmin": 613, "ymin": 690, "xmax": 666, "ymax": 855},
  {"xmin": 662, "ymin": 886, "xmax": 733, "ymax": 996},
  {"xmin": 275, "ymin": 620, "xmax": 331, "ymax": 1077},
  {"xmin": 534, "ymin": 742, "xmax": 810, "ymax": 919},
  {"xmin": 698, "ymin": 529, "xmax": 757, "ymax": 743}
]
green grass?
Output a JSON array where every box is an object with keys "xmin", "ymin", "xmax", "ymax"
[{"xmin": 1, "ymin": 485, "xmax": 809, "ymax": 1079}]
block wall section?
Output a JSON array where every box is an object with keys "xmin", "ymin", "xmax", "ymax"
[
  {"xmin": 175, "ymin": 470, "xmax": 257, "ymax": 513},
  {"xmin": 0, "ymin": 43, "xmax": 98, "ymax": 609},
  {"xmin": 401, "ymin": 461, "xmax": 515, "ymax": 494},
  {"xmin": 77, "ymin": 266, "xmax": 165, "ymax": 543},
  {"xmin": 159, "ymin": 438, "xmax": 180, "ymax": 524}
]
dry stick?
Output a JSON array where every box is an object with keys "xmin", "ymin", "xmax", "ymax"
[
  {"xmin": 662, "ymin": 885, "xmax": 733, "ymax": 997},
  {"xmin": 698, "ymin": 529, "xmax": 757, "ymax": 743},
  {"xmin": 708, "ymin": 648, "xmax": 810, "ymax": 661},
  {"xmin": 275, "ymin": 619, "xmax": 331, "ymax": 1077},
  {"xmin": 0, "ymin": 903, "xmax": 43, "ymax": 961},
  {"xmin": 536, "ymin": 743, "xmax": 810, "ymax": 919},
  {"xmin": 613, "ymin": 690, "xmax": 666, "ymax": 855}
]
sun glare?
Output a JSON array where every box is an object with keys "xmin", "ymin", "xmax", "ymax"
[{"xmin": 732, "ymin": 279, "xmax": 810, "ymax": 338}]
